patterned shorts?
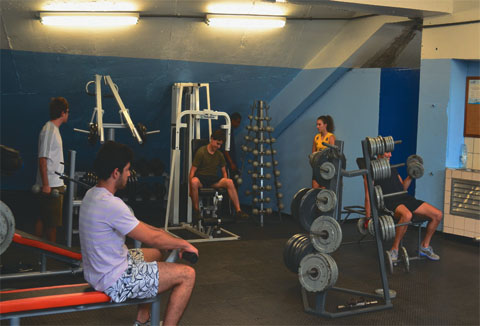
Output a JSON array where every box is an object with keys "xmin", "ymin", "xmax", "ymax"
[{"xmin": 105, "ymin": 249, "xmax": 159, "ymax": 303}]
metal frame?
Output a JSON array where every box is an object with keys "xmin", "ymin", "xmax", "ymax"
[
  {"xmin": 74, "ymin": 74, "xmax": 159, "ymax": 144},
  {"xmin": 165, "ymin": 83, "xmax": 239, "ymax": 243},
  {"xmin": 301, "ymin": 139, "xmax": 393, "ymax": 318},
  {"xmin": 1, "ymin": 295, "xmax": 162, "ymax": 326},
  {"xmin": 0, "ymin": 250, "xmax": 180, "ymax": 325}
]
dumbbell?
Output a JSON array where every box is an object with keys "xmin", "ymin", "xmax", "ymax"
[
  {"xmin": 275, "ymin": 181, "xmax": 282, "ymax": 188},
  {"xmin": 278, "ymin": 202, "xmax": 284, "ymax": 210},
  {"xmin": 276, "ymin": 192, "xmax": 283, "ymax": 199},
  {"xmin": 407, "ymin": 154, "xmax": 424, "ymax": 179},
  {"xmin": 181, "ymin": 251, "xmax": 199, "ymax": 264},
  {"xmin": 253, "ymin": 197, "xmax": 271, "ymax": 203},
  {"xmin": 252, "ymin": 173, "xmax": 271, "ymax": 180},
  {"xmin": 252, "ymin": 185, "xmax": 272, "ymax": 191},
  {"xmin": 274, "ymin": 170, "xmax": 280, "ymax": 177},
  {"xmin": 252, "ymin": 161, "xmax": 272, "ymax": 168},
  {"xmin": 248, "ymin": 115, "xmax": 253, "ymax": 120},
  {"xmin": 252, "ymin": 208, "xmax": 273, "ymax": 215},
  {"xmin": 265, "ymin": 126, "xmax": 274, "ymax": 132},
  {"xmin": 252, "ymin": 149, "xmax": 271, "ymax": 156},
  {"xmin": 32, "ymin": 185, "xmax": 61, "ymax": 197},
  {"xmin": 233, "ymin": 174, "xmax": 243, "ymax": 185}
]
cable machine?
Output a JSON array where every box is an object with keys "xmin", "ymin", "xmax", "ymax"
[{"xmin": 164, "ymin": 83, "xmax": 240, "ymax": 242}]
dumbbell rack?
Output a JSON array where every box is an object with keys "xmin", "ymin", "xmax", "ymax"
[
  {"xmin": 241, "ymin": 100, "xmax": 283, "ymax": 226},
  {"xmin": 300, "ymin": 138, "xmax": 394, "ymax": 318}
]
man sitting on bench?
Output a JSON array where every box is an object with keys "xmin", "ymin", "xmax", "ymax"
[
  {"xmin": 364, "ymin": 151, "xmax": 443, "ymax": 262},
  {"xmin": 189, "ymin": 129, "xmax": 249, "ymax": 221},
  {"xmin": 80, "ymin": 141, "xmax": 198, "ymax": 326}
]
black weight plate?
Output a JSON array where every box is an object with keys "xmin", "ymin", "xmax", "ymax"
[
  {"xmin": 284, "ymin": 234, "xmax": 303, "ymax": 272},
  {"xmin": 291, "ymin": 188, "xmax": 310, "ymax": 221},
  {"xmin": 284, "ymin": 234, "xmax": 302, "ymax": 272},
  {"xmin": 298, "ymin": 189, "xmax": 321, "ymax": 231},
  {"xmin": 288, "ymin": 234, "xmax": 307, "ymax": 273}
]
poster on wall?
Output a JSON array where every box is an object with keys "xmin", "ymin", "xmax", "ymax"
[{"xmin": 464, "ymin": 77, "xmax": 480, "ymax": 138}]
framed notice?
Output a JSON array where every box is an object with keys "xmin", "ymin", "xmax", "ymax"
[{"xmin": 464, "ymin": 76, "xmax": 480, "ymax": 137}]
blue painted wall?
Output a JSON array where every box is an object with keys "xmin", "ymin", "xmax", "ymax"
[
  {"xmin": 1, "ymin": 49, "xmax": 300, "ymax": 190},
  {"xmin": 378, "ymin": 68, "xmax": 420, "ymax": 195}
]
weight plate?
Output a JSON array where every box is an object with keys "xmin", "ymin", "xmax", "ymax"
[
  {"xmin": 323, "ymin": 253, "xmax": 339, "ymax": 288},
  {"xmin": 310, "ymin": 216, "xmax": 343, "ymax": 254},
  {"xmin": 0, "ymin": 201, "xmax": 15, "ymax": 255},
  {"xmin": 315, "ymin": 189, "xmax": 337, "ymax": 213},
  {"xmin": 385, "ymin": 250, "xmax": 394, "ymax": 274},
  {"xmin": 367, "ymin": 218, "xmax": 375, "ymax": 236},
  {"xmin": 407, "ymin": 154, "xmax": 424, "ymax": 166},
  {"xmin": 386, "ymin": 215, "xmax": 396, "ymax": 241},
  {"xmin": 400, "ymin": 246, "xmax": 410, "ymax": 273},
  {"xmin": 384, "ymin": 136, "xmax": 395, "ymax": 153},
  {"xmin": 375, "ymin": 185, "xmax": 384, "ymax": 211},
  {"xmin": 298, "ymin": 253, "xmax": 332, "ymax": 292},
  {"xmin": 289, "ymin": 234, "xmax": 307, "ymax": 272},
  {"xmin": 298, "ymin": 188, "xmax": 321, "ymax": 231},
  {"xmin": 378, "ymin": 216, "xmax": 386, "ymax": 241},
  {"xmin": 319, "ymin": 162, "xmax": 336, "ymax": 180},
  {"xmin": 407, "ymin": 162, "xmax": 424, "ymax": 179},
  {"xmin": 357, "ymin": 217, "xmax": 368, "ymax": 235},
  {"xmin": 294, "ymin": 237, "xmax": 315, "ymax": 273},
  {"xmin": 284, "ymin": 234, "xmax": 302, "ymax": 272},
  {"xmin": 291, "ymin": 188, "xmax": 310, "ymax": 221}
]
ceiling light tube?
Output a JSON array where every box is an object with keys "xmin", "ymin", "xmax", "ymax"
[
  {"xmin": 205, "ymin": 14, "xmax": 286, "ymax": 29},
  {"xmin": 39, "ymin": 12, "xmax": 139, "ymax": 27}
]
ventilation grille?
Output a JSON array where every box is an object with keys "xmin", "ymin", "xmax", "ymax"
[{"xmin": 450, "ymin": 178, "xmax": 480, "ymax": 219}]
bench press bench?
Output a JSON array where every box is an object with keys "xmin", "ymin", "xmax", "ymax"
[
  {"xmin": 0, "ymin": 230, "xmax": 82, "ymax": 281},
  {"xmin": 0, "ymin": 250, "xmax": 184, "ymax": 326}
]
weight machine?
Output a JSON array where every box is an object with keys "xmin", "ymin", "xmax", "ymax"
[
  {"xmin": 74, "ymin": 74, "xmax": 159, "ymax": 144},
  {"xmin": 164, "ymin": 83, "xmax": 240, "ymax": 243}
]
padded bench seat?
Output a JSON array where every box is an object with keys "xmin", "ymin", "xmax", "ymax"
[{"xmin": 0, "ymin": 283, "xmax": 162, "ymax": 325}]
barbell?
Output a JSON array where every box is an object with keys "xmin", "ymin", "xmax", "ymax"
[
  {"xmin": 374, "ymin": 185, "xmax": 407, "ymax": 211},
  {"xmin": 370, "ymin": 155, "xmax": 424, "ymax": 181}
]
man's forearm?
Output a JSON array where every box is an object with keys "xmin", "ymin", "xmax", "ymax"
[{"xmin": 39, "ymin": 158, "xmax": 49, "ymax": 186}]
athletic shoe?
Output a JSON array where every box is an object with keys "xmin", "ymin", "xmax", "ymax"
[
  {"xmin": 419, "ymin": 246, "xmax": 440, "ymax": 261},
  {"xmin": 235, "ymin": 210, "xmax": 249, "ymax": 220},
  {"xmin": 388, "ymin": 249, "xmax": 398, "ymax": 261},
  {"xmin": 133, "ymin": 319, "xmax": 150, "ymax": 326}
]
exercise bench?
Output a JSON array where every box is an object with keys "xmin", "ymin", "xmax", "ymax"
[{"xmin": 0, "ymin": 249, "xmax": 185, "ymax": 325}]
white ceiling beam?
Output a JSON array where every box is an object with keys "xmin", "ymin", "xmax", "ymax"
[{"xmin": 319, "ymin": 0, "xmax": 453, "ymax": 17}]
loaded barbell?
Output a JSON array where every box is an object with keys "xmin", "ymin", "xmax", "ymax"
[{"xmin": 374, "ymin": 185, "xmax": 407, "ymax": 211}]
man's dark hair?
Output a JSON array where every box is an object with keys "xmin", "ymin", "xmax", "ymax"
[
  {"xmin": 231, "ymin": 112, "xmax": 241, "ymax": 121},
  {"xmin": 211, "ymin": 129, "xmax": 226, "ymax": 142},
  {"xmin": 93, "ymin": 141, "xmax": 134, "ymax": 180},
  {"xmin": 50, "ymin": 97, "xmax": 69, "ymax": 120}
]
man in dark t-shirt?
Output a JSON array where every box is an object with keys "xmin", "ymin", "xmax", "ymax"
[
  {"xmin": 362, "ymin": 152, "xmax": 443, "ymax": 261},
  {"xmin": 189, "ymin": 130, "xmax": 248, "ymax": 220}
]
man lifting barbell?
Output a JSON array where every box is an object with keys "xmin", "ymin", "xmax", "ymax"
[{"xmin": 364, "ymin": 152, "xmax": 443, "ymax": 261}]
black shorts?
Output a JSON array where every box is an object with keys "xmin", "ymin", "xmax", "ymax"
[
  {"xmin": 385, "ymin": 194, "xmax": 424, "ymax": 213},
  {"xmin": 196, "ymin": 175, "xmax": 222, "ymax": 187}
]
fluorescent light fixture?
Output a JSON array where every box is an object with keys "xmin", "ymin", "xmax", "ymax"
[
  {"xmin": 205, "ymin": 14, "xmax": 286, "ymax": 29},
  {"xmin": 39, "ymin": 12, "xmax": 139, "ymax": 27}
]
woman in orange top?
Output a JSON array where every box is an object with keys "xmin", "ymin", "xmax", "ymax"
[{"xmin": 312, "ymin": 115, "xmax": 335, "ymax": 188}]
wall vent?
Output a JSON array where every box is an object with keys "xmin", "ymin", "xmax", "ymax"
[{"xmin": 450, "ymin": 178, "xmax": 480, "ymax": 220}]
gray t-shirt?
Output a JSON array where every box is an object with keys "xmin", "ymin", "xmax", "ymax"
[{"xmin": 79, "ymin": 187, "xmax": 139, "ymax": 291}]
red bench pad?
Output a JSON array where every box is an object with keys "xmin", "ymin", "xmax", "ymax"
[
  {"xmin": 0, "ymin": 283, "xmax": 109, "ymax": 314},
  {"xmin": 13, "ymin": 230, "xmax": 82, "ymax": 261}
]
